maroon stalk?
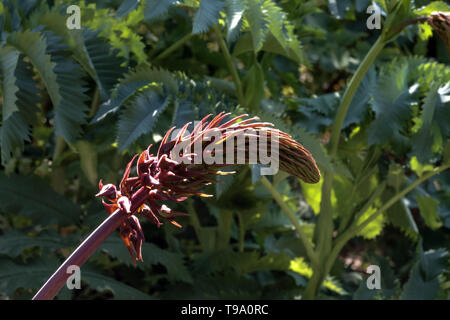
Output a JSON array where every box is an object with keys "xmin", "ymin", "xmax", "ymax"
[
  {"xmin": 32, "ymin": 186, "xmax": 150, "ymax": 300},
  {"xmin": 32, "ymin": 208, "xmax": 126, "ymax": 300}
]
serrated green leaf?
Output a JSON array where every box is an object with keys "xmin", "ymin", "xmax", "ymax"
[
  {"xmin": 356, "ymin": 206, "xmax": 384, "ymax": 239},
  {"xmin": 401, "ymin": 247, "xmax": 448, "ymax": 300},
  {"xmin": 0, "ymin": 230, "xmax": 76, "ymax": 258},
  {"xmin": 420, "ymin": 248, "xmax": 448, "ymax": 280},
  {"xmin": 99, "ymin": 235, "xmax": 192, "ymax": 283},
  {"xmin": 387, "ymin": 163, "xmax": 405, "ymax": 192},
  {"xmin": 5, "ymin": 30, "xmax": 56, "ymax": 103},
  {"xmin": 356, "ymin": 0, "xmax": 371, "ymax": 12},
  {"xmin": 38, "ymin": 12, "xmax": 126, "ymax": 101},
  {"xmin": 0, "ymin": 173, "xmax": 80, "ymax": 225},
  {"xmin": 333, "ymin": 174, "xmax": 357, "ymax": 224},
  {"xmin": 116, "ymin": 0, "xmax": 140, "ymax": 18},
  {"xmin": 0, "ymin": 46, "xmax": 20, "ymax": 120},
  {"xmin": 193, "ymin": 0, "xmax": 224, "ymax": 34},
  {"xmin": 412, "ymin": 83, "xmax": 450, "ymax": 162},
  {"xmin": 354, "ymin": 255, "xmax": 400, "ymax": 300},
  {"xmin": 117, "ymin": 89, "xmax": 171, "ymax": 151},
  {"xmin": 171, "ymin": 98, "xmax": 199, "ymax": 129},
  {"xmin": 296, "ymin": 92, "xmax": 340, "ymax": 134},
  {"xmin": 416, "ymin": 195, "xmax": 442, "ymax": 230},
  {"xmin": 0, "ymin": 112, "xmax": 30, "ymax": 164},
  {"xmin": 7, "ymin": 29, "xmax": 89, "ymax": 143},
  {"xmin": 289, "ymin": 257, "xmax": 346, "ymax": 294},
  {"xmin": 245, "ymin": 0, "xmax": 268, "ymax": 52},
  {"xmin": 233, "ymin": 32, "xmax": 304, "ymax": 63},
  {"xmin": 301, "ymin": 178, "xmax": 322, "ymax": 214},
  {"xmin": 414, "ymin": 1, "xmax": 450, "ymax": 15},
  {"xmin": 382, "ymin": 0, "xmax": 415, "ymax": 41},
  {"xmin": 79, "ymin": 2, "xmax": 147, "ymax": 64},
  {"xmin": 401, "ymin": 267, "xmax": 441, "ymax": 300},
  {"xmin": 0, "ymin": 256, "xmax": 152, "ymax": 299},
  {"xmin": 92, "ymin": 67, "xmax": 178, "ymax": 123},
  {"xmin": 225, "ymin": 0, "xmax": 244, "ymax": 42},
  {"xmin": 384, "ymin": 194, "xmax": 418, "ymax": 237},
  {"xmin": 0, "ymin": 257, "xmax": 60, "ymax": 296},
  {"xmin": 142, "ymin": 240, "xmax": 192, "ymax": 283},
  {"xmin": 410, "ymin": 156, "xmax": 434, "ymax": 176},
  {"xmin": 367, "ymin": 63, "xmax": 414, "ymax": 145},
  {"xmin": 243, "ymin": 61, "xmax": 265, "ymax": 112},
  {"xmin": 418, "ymin": 22, "xmax": 433, "ymax": 41},
  {"xmin": 343, "ymin": 67, "xmax": 376, "ymax": 127},
  {"xmin": 81, "ymin": 29, "xmax": 127, "ymax": 100},
  {"xmin": 82, "ymin": 265, "xmax": 154, "ymax": 299},
  {"xmin": 0, "ymin": 55, "xmax": 41, "ymax": 164},
  {"xmin": 13, "ymin": 56, "xmax": 41, "ymax": 124},
  {"xmin": 416, "ymin": 61, "xmax": 450, "ymax": 93},
  {"xmin": 262, "ymin": 0, "xmax": 305, "ymax": 64},
  {"xmin": 144, "ymin": 0, "xmax": 177, "ymax": 21}
]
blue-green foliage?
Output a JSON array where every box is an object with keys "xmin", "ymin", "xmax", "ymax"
[{"xmin": 0, "ymin": 0, "xmax": 449, "ymax": 301}]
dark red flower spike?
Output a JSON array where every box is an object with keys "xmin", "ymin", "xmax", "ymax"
[{"xmin": 96, "ymin": 113, "xmax": 321, "ymax": 263}]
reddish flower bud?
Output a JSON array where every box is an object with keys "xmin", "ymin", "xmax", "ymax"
[
  {"xmin": 95, "ymin": 183, "xmax": 118, "ymax": 200},
  {"xmin": 119, "ymin": 216, "xmax": 144, "ymax": 264},
  {"xmin": 96, "ymin": 113, "xmax": 321, "ymax": 263}
]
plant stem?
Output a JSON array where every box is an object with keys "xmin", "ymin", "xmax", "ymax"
[
  {"xmin": 385, "ymin": 16, "xmax": 428, "ymax": 40},
  {"xmin": 32, "ymin": 208, "xmax": 127, "ymax": 300},
  {"xmin": 154, "ymin": 33, "xmax": 193, "ymax": 61},
  {"xmin": 303, "ymin": 268, "xmax": 324, "ymax": 300},
  {"xmin": 33, "ymin": 185, "xmax": 151, "ymax": 300},
  {"xmin": 260, "ymin": 176, "xmax": 318, "ymax": 267},
  {"xmin": 328, "ymin": 37, "xmax": 385, "ymax": 158},
  {"xmin": 329, "ymin": 15, "xmax": 430, "ymax": 158},
  {"xmin": 310, "ymin": 38, "xmax": 385, "ymax": 294},
  {"xmin": 315, "ymin": 171, "xmax": 333, "ymax": 263},
  {"xmin": 213, "ymin": 25, "xmax": 245, "ymax": 106},
  {"xmin": 323, "ymin": 164, "xmax": 450, "ymax": 281}
]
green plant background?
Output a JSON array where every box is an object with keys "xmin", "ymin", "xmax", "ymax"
[{"xmin": 0, "ymin": 0, "xmax": 449, "ymax": 300}]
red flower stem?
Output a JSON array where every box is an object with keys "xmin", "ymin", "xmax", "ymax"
[
  {"xmin": 33, "ymin": 187, "xmax": 150, "ymax": 300},
  {"xmin": 32, "ymin": 208, "xmax": 127, "ymax": 300}
]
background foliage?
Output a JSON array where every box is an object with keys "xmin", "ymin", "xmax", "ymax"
[{"xmin": 0, "ymin": 0, "xmax": 449, "ymax": 300}]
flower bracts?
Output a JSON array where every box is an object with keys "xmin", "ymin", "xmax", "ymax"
[{"xmin": 95, "ymin": 113, "xmax": 321, "ymax": 263}]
